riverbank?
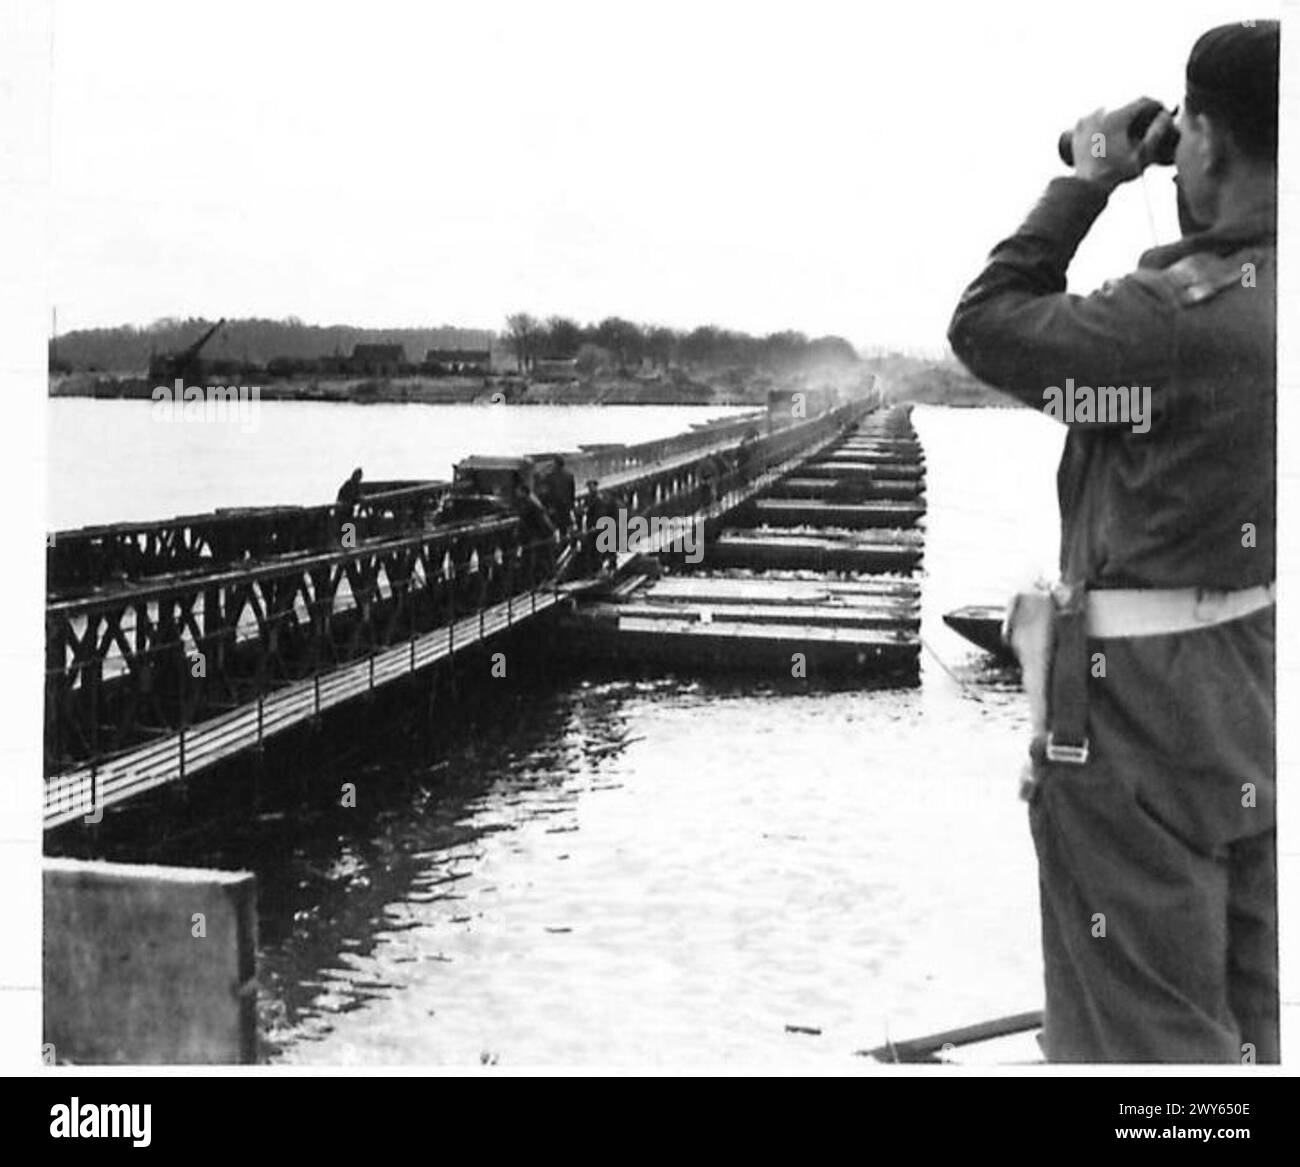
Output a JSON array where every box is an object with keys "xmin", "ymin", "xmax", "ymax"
[
  {"xmin": 50, "ymin": 359, "xmax": 1008, "ymax": 409},
  {"xmin": 48, "ymin": 370, "xmax": 766, "ymax": 408}
]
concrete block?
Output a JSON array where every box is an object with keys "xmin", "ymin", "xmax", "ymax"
[{"xmin": 43, "ymin": 858, "xmax": 256, "ymax": 1064}]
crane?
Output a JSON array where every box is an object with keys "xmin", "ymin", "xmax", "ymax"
[{"xmin": 149, "ymin": 318, "xmax": 227, "ymax": 383}]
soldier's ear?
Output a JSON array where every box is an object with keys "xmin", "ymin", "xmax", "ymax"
[{"xmin": 1199, "ymin": 111, "xmax": 1233, "ymax": 177}]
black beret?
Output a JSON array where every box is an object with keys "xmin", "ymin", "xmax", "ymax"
[{"xmin": 1186, "ymin": 20, "xmax": 1279, "ymax": 125}]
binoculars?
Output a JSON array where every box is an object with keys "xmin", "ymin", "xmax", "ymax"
[{"xmin": 1058, "ymin": 99, "xmax": 1180, "ymax": 166}]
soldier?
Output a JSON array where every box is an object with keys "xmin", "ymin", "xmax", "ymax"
[
  {"xmin": 332, "ymin": 466, "xmax": 364, "ymax": 542},
  {"xmin": 735, "ymin": 430, "xmax": 759, "ymax": 478},
  {"xmin": 335, "ymin": 466, "xmax": 363, "ymax": 516},
  {"xmin": 948, "ymin": 21, "xmax": 1278, "ymax": 1062},
  {"xmin": 582, "ymin": 478, "xmax": 621, "ymax": 574},
  {"xmin": 546, "ymin": 455, "xmax": 577, "ymax": 535},
  {"xmin": 512, "ymin": 477, "xmax": 557, "ymax": 574},
  {"xmin": 698, "ymin": 455, "xmax": 719, "ymax": 506}
]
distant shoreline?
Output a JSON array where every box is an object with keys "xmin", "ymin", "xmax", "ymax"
[
  {"xmin": 884, "ymin": 385, "xmax": 1022, "ymax": 409},
  {"xmin": 47, "ymin": 372, "xmax": 765, "ymax": 409},
  {"xmin": 49, "ymin": 362, "xmax": 1019, "ymax": 410}
]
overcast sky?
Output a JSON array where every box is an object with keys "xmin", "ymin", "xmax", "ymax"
[{"xmin": 50, "ymin": 0, "xmax": 1277, "ymax": 349}]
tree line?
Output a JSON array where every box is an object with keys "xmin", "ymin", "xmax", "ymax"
[
  {"xmin": 48, "ymin": 313, "xmax": 861, "ymax": 377},
  {"xmin": 49, "ymin": 318, "xmax": 496, "ymax": 374},
  {"xmin": 504, "ymin": 313, "xmax": 859, "ymax": 374}
]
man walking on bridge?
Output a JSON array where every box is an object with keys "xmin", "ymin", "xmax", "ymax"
[
  {"xmin": 333, "ymin": 466, "xmax": 364, "ymax": 543},
  {"xmin": 542, "ymin": 456, "xmax": 577, "ymax": 535},
  {"xmin": 582, "ymin": 478, "xmax": 620, "ymax": 575},
  {"xmin": 512, "ymin": 476, "xmax": 557, "ymax": 575},
  {"xmin": 336, "ymin": 466, "xmax": 364, "ymax": 514},
  {"xmin": 948, "ymin": 21, "xmax": 1278, "ymax": 1063}
]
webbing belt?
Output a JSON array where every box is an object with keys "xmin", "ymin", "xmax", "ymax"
[
  {"xmin": 1043, "ymin": 580, "xmax": 1276, "ymax": 765},
  {"xmin": 1047, "ymin": 584, "xmax": 1090, "ymax": 764}
]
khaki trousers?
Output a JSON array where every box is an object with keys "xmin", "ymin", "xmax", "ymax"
[{"xmin": 1027, "ymin": 607, "xmax": 1277, "ymax": 1063}]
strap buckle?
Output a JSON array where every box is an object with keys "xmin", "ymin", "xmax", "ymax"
[
  {"xmin": 1193, "ymin": 587, "xmax": 1228, "ymax": 623},
  {"xmin": 1045, "ymin": 733, "xmax": 1090, "ymax": 765}
]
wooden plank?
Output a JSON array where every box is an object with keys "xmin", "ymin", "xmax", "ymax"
[
  {"xmin": 563, "ymin": 622, "xmax": 920, "ymax": 677},
  {"xmin": 612, "ymin": 615, "xmax": 916, "ymax": 645},
  {"xmin": 709, "ymin": 531, "xmax": 923, "ymax": 574},
  {"xmin": 835, "ymin": 437, "xmax": 922, "ymax": 448},
  {"xmin": 829, "ymin": 448, "xmax": 924, "ymax": 463},
  {"xmin": 579, "ymin": 601, "xmax": 920, "ymax": 630},
  {"xmin": 720, "ymin": 527, "xmax": 925, "ymax": 547},
  {"xmin": 705, "ymin": 546, "xmax": 923, "ymax": 574},
  {"xmin": 770, "ymin": 476, "xmax": 924, "ymax": 501},
  {"xmin": 841, "ymin": 447, "xmax": 919, "ymax": 461},
  {"xmin": 752, "ymin": 499, "xmax": 925, "ymax": 528},
  {"xmin": 815, "ymin": 457, "xmax": 925, "ymax": 478},
  {"xmin": 798, "ymin": 464, "xmax": 924, "ymax": 489},
  {"xmin": 639, "ymin": 575, "xmax": 920, "ymax": 604}
]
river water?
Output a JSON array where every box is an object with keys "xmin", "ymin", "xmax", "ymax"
[{"xmin": 47, "ymin": 398, "xmax": 1067, "ymax": 1067}]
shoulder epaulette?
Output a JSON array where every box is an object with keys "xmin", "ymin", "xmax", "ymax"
[{"xmin": 1162, "ymin": 251, "xmax": 1252, "ymax": 306}]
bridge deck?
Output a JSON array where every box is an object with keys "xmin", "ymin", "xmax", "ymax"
[{"xmin": 45, "ymin": 582, "xmax": 574, "ymax": 830}]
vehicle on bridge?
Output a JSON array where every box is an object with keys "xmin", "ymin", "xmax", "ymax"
[{"xmin": 435, "ymin": 455, "xmax": 536, "ymax": 525}]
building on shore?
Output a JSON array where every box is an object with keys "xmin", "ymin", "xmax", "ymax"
[{"xmin": 349, "ymin": 344, "xmax": 407, "ymax": 376}]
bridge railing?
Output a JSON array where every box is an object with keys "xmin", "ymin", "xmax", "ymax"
[
  {"xmin": 555, "ymin": 410, "xmax": 766, "ymax": 483},
  {"xmin": 46, "ymin": 479, "xmax": 458, "ymax": 597},
  {"xmin": 44, "ymin": 514, "xmax": 547, "ymax": 773},
  {"xmin": 44, "ymin": 410, "xmax": 777, "ymax": 595}
]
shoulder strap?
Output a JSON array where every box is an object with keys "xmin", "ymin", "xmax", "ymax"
[{"xmin": 1162, "ymin": 252, "xmax": 1251, "ymax": 306}]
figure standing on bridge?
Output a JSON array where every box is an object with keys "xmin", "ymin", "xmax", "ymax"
[
  {"xmin": 948, "ymin": 22, "xmax": 1278, "ymax": 1063},
  {"xmin": 541, "ymin": 456, "xmax": 576, "ymax": 536},
  {"xmin": 333, "ymin": 466, "xmax": 364, "ymax": 543},
  {"xmin": 512, "ymin": 475, "xmax": 557, "ymax": 574},
  {"xmin": 336, "ymin": 467, "xmax": 363, "ymax": 515},
  {"xmin": 735, "ymin": 431, "xmax": 759, "ymax": 479},
  {"xmin": 582, "ymin": 478, "xmax": 620, "ymax": 575},
  {"xmin": 699, "ymin": 451, "xmax": 731, "ymax": 506}
]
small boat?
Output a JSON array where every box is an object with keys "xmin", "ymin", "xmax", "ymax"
[{"xmin": 942, "ymin": 603, "xmax": 1014, "ymax": 661}]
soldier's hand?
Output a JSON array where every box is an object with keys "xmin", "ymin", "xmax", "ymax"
[{"xmin": 1070, "ymin": 98, "xmax": 1175, "ymax": 192}]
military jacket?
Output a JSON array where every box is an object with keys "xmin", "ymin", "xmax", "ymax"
[{"xmin": 948, "ymin": 177, "xmax": 1275, "ymax": 591}]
